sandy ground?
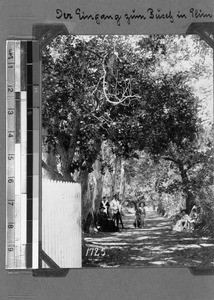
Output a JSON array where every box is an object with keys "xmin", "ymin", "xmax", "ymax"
[{"xmin": 82, "ymin": 209, "xmax": 214, "ymax": 269}]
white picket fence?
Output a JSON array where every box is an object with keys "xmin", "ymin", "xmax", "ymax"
[{"xmin": 42, "ymin": 179, "xmax": 82, "ymax": 268}]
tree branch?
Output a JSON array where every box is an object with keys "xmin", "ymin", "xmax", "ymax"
[
  {"xmin": 84, "ymin": 48, "xmax": 103, "ymax": 59},
  {"xmin": 162, "ymin": 156, "xmax": 179, "ymax": 165},
  {"xmin": 67, "ymin": 117, "xmax": 80, "ymax": 163},
  {"xmin": 101, "ymin": 54, "xmax": 141, "ymax": 105},
  {"xmin": 42, "ymin": 160, "xmax": 64, "ymax": 181}
]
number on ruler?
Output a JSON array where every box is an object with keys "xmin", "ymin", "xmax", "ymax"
[
  {"xmin": 8, "ymin": 224, "xmax": 14, "ymax": 229},
  {"xmin": 8, "ymin": 247, "xmax": 14, "ymax": 252},
  {"xmin": 8, "ymin": 178, "xmax": 14, "ymax": 184},
  {"xmin": 8, "ymin": 49, "xmax": 14, "ymax": 60},
  {"xmin": 8, "ymin": 133, "xmax": 14, "ymax": 138},
  {"xmin": 8, "ymin": 201, "xmax": 14, "ymax": 206},
  {"xmin": 8, "ymin": 110, "xmax": 14, "ymax": 115},
  {"xmin": 7, "ymin": 86, "xmax": 14, "ymax": 93},
  {"xmin": 8, "ymin": 155, "xmax": 14, "ymax": 160}
]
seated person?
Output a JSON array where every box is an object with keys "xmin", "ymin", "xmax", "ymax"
[
  {"xmin": 173, "ymin": 209, "xmax": 193, "ymax": 232},
  {"xmin": 193, "ymin": 206, "xmax": 204, "ymax": 229},
  {"xmin": 97, "ymin": 206, "xmax": 119, "ymax": 232},
  {"xmin": 189, "ymin": 206, "xmax": 198, "ymax": 230}
]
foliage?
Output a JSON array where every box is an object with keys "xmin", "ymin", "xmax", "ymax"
[
  {"xmin": 42, "ymin": 34, "xmax": 213, "ymax": 223},
  {"xmin": 42, "ymin": 35, "xmax": 167, "ymax": 179}
]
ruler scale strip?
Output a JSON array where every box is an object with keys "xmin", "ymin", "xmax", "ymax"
[
  {"xmin": 26, "ymin": 41, "xmax": 33, "ymax": 268},
  {"xmin": 6, "ymin": 40, "xmax": 40, "ymax": 270},
  {"xmin": 20, "ymin": 42, "xmax": 27, "ymax": 269},
  {"xmin": 20, "ymin": 91, "xmax": 27, "ymax": 267},
  {"xmin": 6, "ymin": 41, "xmax": 16, "ymax": 268},
  {"xmin": 14, "ymin": 42, "xmax": 21, "ymax": 267}
]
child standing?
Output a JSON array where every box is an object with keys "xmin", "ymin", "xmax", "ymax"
[{"xmin": 134, "ymin": 202, "xmax": 146, "ymax": 228}]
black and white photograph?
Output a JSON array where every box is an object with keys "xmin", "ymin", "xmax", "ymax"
[
  {"xmin": 2, "ymin": 0, "xmax": 214, "ymax": 299},
  {"xmin": 41, "ymin": 34, "xmax": 214, "ymax": 269}
]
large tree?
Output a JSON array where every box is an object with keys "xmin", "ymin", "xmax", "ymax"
[
  {"xmin": 137, "ymin": 71, "xmax": 213, "ymax": 213},
  {"xmin": 42, "ymin": 35, "xmax": 166, "ymax": 219},
  {"xmin": 42, "ymin": 34, "xmax": 209, "ymax": 220}
]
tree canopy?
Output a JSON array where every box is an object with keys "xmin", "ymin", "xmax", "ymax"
[{"xmin": 42, "ymin": 34, "xmax": 213, "ymax": 220}]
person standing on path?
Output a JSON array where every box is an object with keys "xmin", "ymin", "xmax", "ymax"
[
  {"xmin": 110, "ymin": 194, "xmax": 122, "ymax": 229},
  {"xmin": 134, "ymin": 202, "xmax": 146, "ymax": 228},
  {"xmin": 118, "ymin": 195, "xmax": 125, "ymax": 229},
  {"xmin": 100, "ymin": 196, "xmax": 110, "ymax": 217},
  {"xmin": 140, "ymin": 202, "xmax": 146, "ymax": 227}
]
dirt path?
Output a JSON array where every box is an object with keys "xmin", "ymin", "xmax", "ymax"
[{"xmin": 82, "ymin": 209, "xmax": 214, "ymax": 268}]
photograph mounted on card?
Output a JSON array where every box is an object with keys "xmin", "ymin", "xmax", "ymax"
[
  {"xmin": 40, "ymin": 31, "xmax": 214, "ymax": 272},
  {"xmin": 5, "ymin": 0, "xmax": 214, "ymax": 275}
]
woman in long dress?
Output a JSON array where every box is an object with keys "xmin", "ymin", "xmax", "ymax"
[
  {"xmin": 134, "ymin": 202, "xmax": 146, "ymax": 228},
  {"xmin": 173, "ymin": 209, "xmax": 193, "ymax": 232}
]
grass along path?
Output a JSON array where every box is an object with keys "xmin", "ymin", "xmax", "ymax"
[{"xmin": 82, "ymin": 209, "xmax": 214, "ymax": 268}]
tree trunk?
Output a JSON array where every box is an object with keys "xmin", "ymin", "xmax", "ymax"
[
  {"xmin": 60, "ymin": 160, "xmax": 73, "ymax": 181},
  {"xmin": 77, "ymin": 170, "xmax": 89, "ymax": 220},
  {"xmin": 42, "ymin": 150, "xmax": 59, "ymax": 180},
  {"xmin": 110, "ymin": 155, "xmax": 119, "ymax": 199},
  {"xmin": 163, "ymin": 156, "xmax": 196, "ymax": 214},
  {"xmin": 119, "ymin": 159, "xmax": 126, "ymax": 202},
  {"xmin": 42, "ymin": 128, "xmax": 64, "ymax": 181},
  {"xmin": 157, "ymin": 197, "xmax": 165, "ymax": 215},
  {"xmin": 178, "ymin": 162, "xmax": 195, "ymax": 214},
  {"xmin": 92, "ymin": 159, "xmax": 103, "ymax": 211},
  {"xmin": 57, "ymin": 139, "xmax": 74, "ymax": 182},
  {"xmin": 78, "ymin": 139, "xmax": 102, "ymax": 232}
]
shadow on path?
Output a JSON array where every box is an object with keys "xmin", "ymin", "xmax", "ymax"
[{"xmin": 82, "ymin": 210, "xmax": 214, "ymax": 268}]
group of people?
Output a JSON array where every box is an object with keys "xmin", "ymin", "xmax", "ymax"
[
  {"xmin": 96, "ymin": 194, "xmax": 124, "ymax": 232},
  {"xmin": 96, "ymin": 194, "xmax": 147, "ymax": 232},
  {"xmin": 173, "ymin": 205, "xmax": 203, "ymax": 232},
  {"xmin": 95, "ymin": 194, "xmax": 204, "ymax": 234}
]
